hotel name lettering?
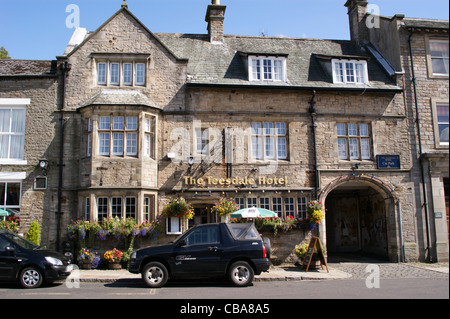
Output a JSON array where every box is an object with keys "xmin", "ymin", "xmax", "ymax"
[{"xmin": 183, "ymin": 176, "xmax": 288, "ymax": 187}]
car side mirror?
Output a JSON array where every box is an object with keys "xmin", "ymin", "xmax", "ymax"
[
  {"xmin": 177, "ymin": 239, "xmax": 186, "ymax": 247},
  {"xmin": 6, "ymin": 246, "xmax": 15, "ymax": 255}
]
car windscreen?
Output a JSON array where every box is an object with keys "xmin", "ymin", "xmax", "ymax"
[
  {"xmin": 226, "ymin": 223, "xmax": 261, "ymax": 241},
  {"xmin": 3, "ymin": 233, "xmax": 39, "ymax": 250}
]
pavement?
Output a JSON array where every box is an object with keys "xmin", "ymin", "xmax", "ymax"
[{"xmin": 74, "ymin": 260, "xmax": 449, "ymax": 283}]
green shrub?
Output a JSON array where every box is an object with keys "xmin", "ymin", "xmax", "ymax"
[{"xmin": 27, "ymin": 221, "xmax": 41, "ymax": 246}]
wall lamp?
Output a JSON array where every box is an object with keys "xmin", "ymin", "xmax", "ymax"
[
  {"xmin": 39, "ymin": 159, "xmax": 49, "ymax": 176},
  {"xmin": 188, "ymin": 155, "xmax": 194, "ymax": 173}
]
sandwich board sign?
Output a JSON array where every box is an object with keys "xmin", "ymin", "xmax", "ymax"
[{"xmin": 302, "ymin": 237, "xmax": 329, "ymax": 273}]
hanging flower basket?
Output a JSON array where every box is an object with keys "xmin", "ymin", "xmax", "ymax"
[
  {"xmin": 212, "ymin": 198, "xmax": 239, "ymax": 217},
  {"xmin": 162, "ymin": 199, "xmax": 195, "ymax": 220},
  {"xmin": 307, "ymin": 200, "xmax": 324, "ymax": 224}
]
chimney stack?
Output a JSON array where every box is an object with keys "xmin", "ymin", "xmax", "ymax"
[
  {"xmin": 345, "ymin": 0, "xmax": 370, "ymax": 44},
  {"xmin": 205, "ymin": 0, "xmax": 226, "ymax": 44}
]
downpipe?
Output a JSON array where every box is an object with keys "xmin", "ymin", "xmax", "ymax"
[{"xmin": 408, "ymin": 30, "xmax": 432, "ymax": 262}]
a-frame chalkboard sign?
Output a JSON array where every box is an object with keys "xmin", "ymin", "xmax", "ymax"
[{"xmin": 302, "ymin": 237, "xmax": 329, "ymax": 273}]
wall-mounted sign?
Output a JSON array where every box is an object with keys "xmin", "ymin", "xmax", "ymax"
[
  {"xmin": 183, "ymin": 176, "xmax": 288, "ymax": 187},
  {"xmin": 377, "ymin": 155, "xmax": 400, "ymax": 169}
]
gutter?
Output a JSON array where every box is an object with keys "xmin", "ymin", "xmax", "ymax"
[
  {"xmin": 186, "ymin": 82, "xmax": 403, "ymax": 94},
  {"xmin": 408, "ymin": 29, "xmax": 432, "ymax": 262}
]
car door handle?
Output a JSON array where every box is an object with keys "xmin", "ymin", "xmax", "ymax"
[{"xmin": 208, "ymin": 246, "xmax": 218, "ymax": 251}]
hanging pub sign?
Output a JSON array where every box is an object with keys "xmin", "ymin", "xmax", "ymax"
[
  {"xmin": 302, "ymin": 237, "xmax": 329, "ymax": 273},
  {"xmin": 376, "ymin": 155, "xmax": 400, "ymax": 170}
]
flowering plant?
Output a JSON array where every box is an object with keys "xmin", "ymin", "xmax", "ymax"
[
  {"xmin": 307, "ymin": 200, "xmax": 324, "ymax": 224},
  {"xmin": 104, "ymin": 248, "xmax": 123, "ymax": 263},
  {"xmin": 162, "ymin": 199, "xmax": 195, "ymax": 219},
  {"xmin": 0, "ymin": 217, "xmax": 21, "ymax": 233},
  {"xmin": 78, "ymin": 248, "xmax": 96, "ymax": 264},
  {"xmin": 212, "ymin": 198, "xmax": 239, "ymax": 216}
]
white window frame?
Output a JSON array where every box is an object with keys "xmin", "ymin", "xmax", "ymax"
[
  {"xmin": 428, "ymin": 39, "xmax": 449, "ymax": 77},
  {"xmin": 135, "ymin": 63, "xmax": 146, "ymax": 86},
  {"xmin": 251, "ymin": 122, "xmax": 288, "ymax": 161},
  {"xmin": 97, "ymin": 115, "xmax": 139, "ymax": 157},
  {"xmin": 0, "ymin": 99, "xmax": 29, "ymax": 165},
  {"xmin": 0, "ymin": 180, "xmax": 22, "ymax": 215},
  {"xmin": 272, "ymin": 197, "xmax": 283, "ymax": 218},
  {"xmin": 110, "ymin": 63, "xmax": 120, "ymax": 86},
  {"xmin": 97, "ymin": 62, "xmax": 107, "ymax": 85},
  {"xmin": 96, "ymin": 61, "xmax": 146, "ymax": 86},
  {"xmin": 123, "ymin": 63, "xmax": 133, "ymax": 86},
  {"xmin": 166, "ymin": 216, "xmax": 182, "ymax": 235},
  {"xmin": 432, "ymin": 102, "xmax": 449, "ymax": 147},
  {"xmin": 249, "ymin": 56, "xmax": 287, "ymax": 82},
  {"xmin": 285, "ymin": 197, "xmax": 295, "ymax": 218},
  {"xmin": 332, "ymin": 59, "xmax": 369, "ymax": 85}
]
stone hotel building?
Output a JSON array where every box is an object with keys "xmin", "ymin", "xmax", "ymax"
[{"xmin": 0, "ymin": 0, "xmax": 448, "ymax": 262}]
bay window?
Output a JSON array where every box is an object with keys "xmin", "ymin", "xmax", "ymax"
[{"xmin": 98, "ymin": 116, "xmax": 138, "ymax": 157}]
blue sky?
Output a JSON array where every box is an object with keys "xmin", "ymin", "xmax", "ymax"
[{"xmin": 1, "ymin": 0, "xmax": 449, "ymax": 60}]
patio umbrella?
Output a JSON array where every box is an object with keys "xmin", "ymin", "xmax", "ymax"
[
  {"xmin": 0, "ymin": 208, "xmax": 11, "ymax": 217},
  {"xmin": 230, "ymin": 207, "xmax": 277, "ymax": 219}
]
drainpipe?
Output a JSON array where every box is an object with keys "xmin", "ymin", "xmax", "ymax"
[
  {"xmin": 56, "ymin": 61, "xmax": 71, "ymax": 252},
  {"xmin": 397, "ymin": 200, "xmax": 405, "ymax": 262},
  {"xmin": 309, "ymin": 90, "xmax": 319, "ymax": 199},
  {"xmin": 309, "ymin": 90, "xmax": 320, "ymax": 237},
  {"xmin": 408, "ymin": 29, "xmax": 432, "ymax": 262}
]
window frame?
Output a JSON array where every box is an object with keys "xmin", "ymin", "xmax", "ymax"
[
  {"xmin": 427, "ymin": 38, "xmax": 449, "ymax": 78},
  {"xmin": 249, "ymin": 56, "xmax": 287, "ymax": 82},
  {"xmin": 431, "ymin": 100, "xmax": 449, "ymax": 148},
  {"xmin": 337, "ymin": 122, "xmax": 372, "ymax": 161},
  {"xmin": 0, "ymin": 181, "xmax": 22, "ymax": 215},
  {"xmin": 96, "ymin": 61, "xmax": 147, "ymax": 87},
  {"xmin": 251, "ymin": 122, "xmax": 288, "ymax": 161},
  {"xmin": 332, "ymin": 59, "xmax": 369, "ymax": 85},
  {"xmin": 0, "ymin": 99, "xmax": 29, "ymax": 164},
  {"xmin": 97, "ymin": 115, "xmax": 139, "ymax": 158}
]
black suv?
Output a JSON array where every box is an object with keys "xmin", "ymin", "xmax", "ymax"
[
  {"xmin": 0, "ymin": 230, "xmax": 73, "ymax": 288},
  {"xmin": 129, "ymin": 223, "xmax": 271, "ymax": 288}
]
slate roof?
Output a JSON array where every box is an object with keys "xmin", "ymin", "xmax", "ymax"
[
  {"xmin": 403, "ymin": 18, "xmax": 449, "ymax": 30},
  {"xmin": 0, "ymin": 59, "xmax": 57, "ymax": 77},
  {"xmin": 156, "ymin": 33, "xmax": 400, "ymax": 92}
]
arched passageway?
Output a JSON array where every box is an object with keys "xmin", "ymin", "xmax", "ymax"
[{"xmin": 320, "ymin": 175, "xmax": 398, "ymax": 261}]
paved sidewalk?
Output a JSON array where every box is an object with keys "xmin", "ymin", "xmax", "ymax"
[
  {"xmin": 74, "ymin": 262, "xmax": 448, "ymax": 283},
  {"xmin": 75, "ymin": 265, "xmax": 351, "ymax": 283}
]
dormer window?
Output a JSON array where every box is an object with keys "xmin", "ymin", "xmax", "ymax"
[
  {"xmin": 332, "ymin": 59, "xmax": 368, "ymax": 85},
  {"xmin": 248, "ymin": 55, "xmax": 287, "ymax": 82}
]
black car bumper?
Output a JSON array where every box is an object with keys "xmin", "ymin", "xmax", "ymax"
[
  {"xmin": 128, "ymin": 259, "xmax": 141, "ymax": 274},
  {"xmin": 252, "ymin": 258, "xmax": 270, "ymax": 275},
  {"xmin": 44, "ymin": 264, "xmax": 73, "ymax": 282}
]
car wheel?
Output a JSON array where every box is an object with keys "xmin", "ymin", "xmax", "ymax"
[
  {"xmin": 19, "ymin": 266, "xmax": 43, "ymax": 289},
  {"xmin": 228, "ymin": 261, "xmax": 254, "ymax": 287},
  {"xmin": 142, "ymin": 262, "xmax": 169, "ymax": 288}
]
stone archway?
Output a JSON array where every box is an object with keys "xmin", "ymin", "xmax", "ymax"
[{"xmin": 319, "ymin": 175, "xmax": 398, "ymax": 261}]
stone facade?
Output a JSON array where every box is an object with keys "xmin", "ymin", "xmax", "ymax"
[
  {"xmin": 0, "ymin": 1, "xmax": 447, "ymax": 263},
  {"xmin": 363, "ymin": 1, "xmax": 449, "ymax": 261}
]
